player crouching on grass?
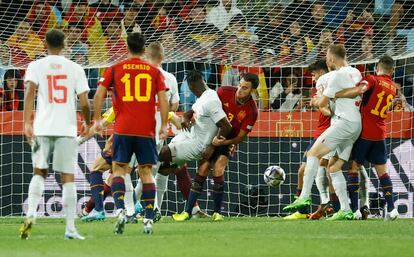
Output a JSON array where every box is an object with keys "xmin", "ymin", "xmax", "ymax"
[{"xmin": 172, "ymin": 73, "xmax": 259, "ymax": 222}]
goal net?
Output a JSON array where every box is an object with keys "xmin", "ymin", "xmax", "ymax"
[{"xmin": 0, "ymin": 0, "xmax": 413, "ymax": 218}]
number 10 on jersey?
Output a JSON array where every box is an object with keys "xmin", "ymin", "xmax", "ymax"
[{"xmin": 121, "ymin": 73, "xmax": 152, "ymax": 102}]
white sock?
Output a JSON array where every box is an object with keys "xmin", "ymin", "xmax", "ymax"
[
  {"xmin": 134, "ymin": 179, "xmax": 143, "ymax": 202},
  {"xmin": 124, "ymin": 174, "xmax": 135, "ymax": 216},
  {"xmin": 155, "ymin": 173, "xmax": 168, "ymax": 211},
  {"xmin": 359, "ymin": 165, "xmax": 369, "ymax": 208},
  {"xmin": 192, "ymin": 205, "xmax": 201, "ymax": 215},
  {"xmin": 315, "ymin": 166, "xmax": 330, "ymax": 204},
  {"xmin": 27, "ymin": 175, "xmax": 45, "ymax": 219},
  {"xmin": 300, "ymin": 156, "xmax": 319, "ymax": 199},
  {"xmin": 62, "ymin": 182, "xmax": 77, "ymax": 232},
  {"xmin": 330, "ymin": 171, "xmax": 351, "ymax": 212}
]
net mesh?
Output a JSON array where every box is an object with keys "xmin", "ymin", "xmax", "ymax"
[{"xmin": 0, "ymin": 0, "xmax": 414, "ymax": 217}]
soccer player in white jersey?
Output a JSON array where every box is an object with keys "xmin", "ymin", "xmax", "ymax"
[
  {"xmin": 20, "ymin": 29, "xmax": 91, "ymax": 239},
  {"xmin": 284, "ymin": 44, "xmax": 362, "ymax": 220},
  {"xmin": 157, "ymin": 70, "xmax": 232, "ymax": 194},
  {"xmin": 133, "ymin": 42, "xmax": 180, "ymax": 220}
]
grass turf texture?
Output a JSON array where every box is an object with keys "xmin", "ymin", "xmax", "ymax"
[{"xmin": 1, "ymin": 217, "xmax": 413, "ymax": 257}]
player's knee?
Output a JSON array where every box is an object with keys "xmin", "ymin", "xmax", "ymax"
[
  {"xmin": 92, "ymin": 156, "xmax": 110, "ymax": 171},
  {"xmin": 34, "ymin": 168, "xmax": 48, "ymax": 178},
  {"xmin": 319, "ymin": 158, "xmax": 329, "ymax": 167},
  {"xmin": 374, "ymin": 164, "xmax": 387, "ymax": 177},
  {"xmin": 328, "ymin": 160, "xmax": 344, "ymax": 173},
  {"xmin": 349, "ymin": 161, "xmax": 360, "ymax": 174}
]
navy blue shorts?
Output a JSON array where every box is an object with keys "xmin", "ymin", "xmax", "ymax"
[
  {"xmin": 352, "ymin": 138, "xmax": 387, "ymax": 165},
  {"xmin": 101, "ymin": 151, "xmax": 113, "ymax": 166},
  {"xmin": 210, "ymin": 145, "xmax": 233, "ymax": 161},
  {"xmin": 302, "ymin": 139, "xmax": 316, "ymax": 163},
  {"xmin": 112, "ymin": 134, "xmax": 158, "ymax": 165}
]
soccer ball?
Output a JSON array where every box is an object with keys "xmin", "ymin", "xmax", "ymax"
[{"xmin": 264, "ymin": 166, "xmax": 286, "ymax": 187}]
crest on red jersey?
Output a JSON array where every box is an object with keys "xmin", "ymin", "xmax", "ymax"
[{"xmin": 237, "ymin": 110, "xmax": 246, "ymax": 121}]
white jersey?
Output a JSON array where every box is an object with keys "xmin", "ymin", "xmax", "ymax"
[
  {"xmin": 24, "ymin": 55, "xmax": 89, "ymax": 137},
  {"xmin": 190, "ymin": 89, "xmax": 227, "ymax": 148},
  {"xmin": 324, "ymin": 66, "xmax": 362, "ymax": 122},
  {"xmin": 316, "ymin": 72, "xmax": 331, "ymax": 94},
  {"xmin": 159, "ymin": 67, "xmax": 179, "ymax": 105}
]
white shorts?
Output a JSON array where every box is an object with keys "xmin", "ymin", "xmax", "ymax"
[
  {"xmin": 31, "ymin": 136, "xmax": 77, "ymax": 173},
  {"xmin": 316, "ymin": 117, "xmax": 361, "ymax": 161},
  {"xmin": 321, "ymin": 150, "xmax": 336, "ymax": 161},
  {"xmin": 168, "ymin": 131, "xmax": 204, "ymax": 167}
]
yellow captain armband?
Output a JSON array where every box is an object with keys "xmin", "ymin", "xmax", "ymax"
[
  {"xmin": 102, "ymin": 107, "xmax": 115, "ymax": 123},
  {"xmin": 168, "ymin": 111, "xmax": 175, "ymax": 121}
]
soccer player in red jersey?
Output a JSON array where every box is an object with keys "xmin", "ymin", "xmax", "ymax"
[
  {"xmin": 93, "ymin": 32, "xmax": 169, "ymax": 234},
  {"xmin": 336, "ymin": 55, "xmax": 399, "ymax": 220},
  {"xmin": 172, "ymin": 73, "xmax": 259, "ymax": 222}
]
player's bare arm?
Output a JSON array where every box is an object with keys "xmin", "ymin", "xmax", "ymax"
[
  {"xmin": 170, "ymin": 101, "xmax": 179, "ymax": 112},
  {"xmin": 212, "ymin": 129, "xmax": 248, "ymax": 146},
  {"xmin": 312, "ymin": 94, "xmax": 330, "ymax": 109},
  {"xmin": 169, "ymin": 112, "xmax": 182, "ymax": 129},
  {"xmin": 202, "ymin": 117, "xmax": 232, "ymax": 160},
  {"xmin": 23, "ymin": 81, "xmax": 37, "ymax": 144},
  {"xmin": 158, "ymin": 89, "xmax": 169, "ymax": 140},
  {"xmin": 181, "ymin": 109, "xmax": 194, "ymax": 131},
  {"xmin": 93, "ymin": 86, "xmax": 108, "ymax": 134},
  {"xmin": 335, "ymin": 84, "xmax": 367, "ymax": 98},
  {"xmin": 78, "ymin": 91, "xmax": 91, "ymax": 137}
]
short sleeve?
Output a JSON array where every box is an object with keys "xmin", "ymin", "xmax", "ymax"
[
  {"xmin": 24, "ymin": 62, "xmax": 38, "ymax": 86},
  {"xmin": 359, "ymin": 75, "xmax": 376, "ymax": 91},
  {"xmin": 207, "ymin": 97, "xmax": 227, "ymax": 124},
  {"xmin": 98, "ymin": 66, "xmax": 114, "ymax": 89},
  {"xmin": 324, "ymin": 71, "xmax": 345, "ymax": 98},
  {"xmin": 75, "ymin": 65, "xmax": 90, "ymax": 95}
]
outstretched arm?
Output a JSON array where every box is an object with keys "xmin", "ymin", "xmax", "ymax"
[
  {"xmin": 213, "ymin": 129, "xmax": 248, "ymax": 146},
  {"xmin": 335, "ymin": 85, "xmax": 367, "ymax": 98}
]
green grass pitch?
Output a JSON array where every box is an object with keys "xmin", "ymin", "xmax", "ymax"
[{"xmin": 1, "ymin": 217, "xmax": 413, "ymax": 257}]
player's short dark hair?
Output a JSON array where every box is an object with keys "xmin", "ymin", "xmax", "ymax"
[
  {"xmin": 45, "ymin": 29, "xmax": 65, "ymax": 49},
  {"xmin": 241, "ymin": 73, "xmax": 259, "ymax": 89},
  {"xmin": 187, "ymin": 70, "xmax": 204, "ymax": 85},
  {"xmin": 328, "ymin": 44, "xmax": 346, "ymax": 59},
  {"xmin": 308, "ymin": 59, "xmax": 328, "ymax": 73},
  {"xmin": 378, "ymin": 55, "xmax": 394, "ymax": 72},
  {"xmin": 127, "ymin": 32, "xmax": 146, "ymax": 54}
]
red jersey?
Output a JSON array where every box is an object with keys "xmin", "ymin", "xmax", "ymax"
[
  {"xmin": 217, "ymin": 86, "xmax": 258, "ymax": 139},
  {"xmin": 360, "ymin": 74, "xmax": 397, "ymax": 140},
  {"xmin": 313, "ymin": 113, "xmax": 331, "ymax": 139},
  {"xmin": 99, "ymin": 57, "xmax": 166, "ymax": 137}
]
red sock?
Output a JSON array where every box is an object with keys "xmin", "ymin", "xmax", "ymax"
[
  {"xmin": 84, "ymin": 197, "xmax": 95, "ymax": 213},
  {"xmin": 103, "ymin": 182, "xmax": 111, "ymax": 200},
  {"xmin": 176, "ymin": 165, "xmax": 192, "ymax": 200}
]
